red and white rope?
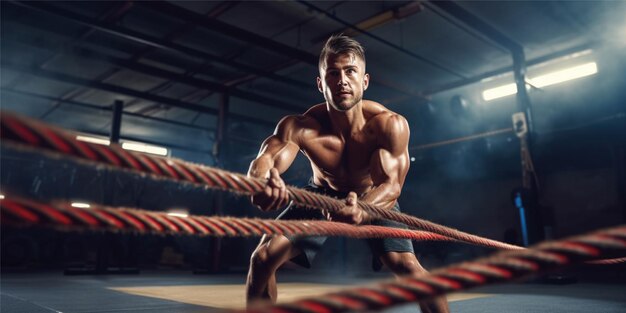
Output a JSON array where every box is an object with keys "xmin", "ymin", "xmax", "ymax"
[
  {"xmin": 0, "ymin": 195, "xmax": 457, "ymax": 242},
  {"xmin": 0, "ymin": 111, "xmax": 522, "ymax": 251}
]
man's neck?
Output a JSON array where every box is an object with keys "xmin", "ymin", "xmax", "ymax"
[{"xmin": 327, "ymin": 101, "xmax": 365, "ymax": 138}]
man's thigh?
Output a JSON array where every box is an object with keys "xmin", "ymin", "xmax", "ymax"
[
  {"xmin": 275, "ymin": 205, "xmax": 327, "ymax": 268},
  {"xmin": 368, "ymin": 205, "xmax": 415, "ymax": 271}
]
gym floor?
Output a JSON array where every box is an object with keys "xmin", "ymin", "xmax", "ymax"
[{"xmin": 2, "ymin": 271, "xmax": 625, "ymax": 313}]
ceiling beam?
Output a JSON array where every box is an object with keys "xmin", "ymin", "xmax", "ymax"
[
  {"xmin": 9, "ymin": 1, "xmax": 310, "ymax": 90},
  {"xmin": 1, "ymin": 60, "xmax": 275, "ymax": 128},
  {"xmin": 4, "ymin": 16, "xmax": 250, "ymax": 89},
  {"xmin": 40, "ymin": 0, "xmax": 240, "ymax": 117},
  {"xmin": 4, "ymin": 12, "xmax": 311, "ymax": 113},
  {"xmin": 138, "ymin": 1, "xmax": 429, "ymax": 101},
  {"xmin": 4, "ymin": 2, "xmax": 135, "ymax": 119},
  {"xmin": 2, "ymin": 87, "xmax": 262, "ymax": 146},
  {"xmin": 311, "ymin": 1, "xmax": 425, "ymax": 43},
  {"xmin": 61, "ymin": 43, "xmax": 304, "ymax": 112},
  {"xmin": 295, "ymin": 0, "xmax": 467, "ymax": 79},
  {"xmin": 1, "ymin": 87, "xmax": 217, "ymax": 134},
  {"xmin": 138, "ymin": 1, "xmax": 318, "ymax": 66},
  {"xmin": 428, "ymin": 1, "xmax": 522, "ymax": 52}
]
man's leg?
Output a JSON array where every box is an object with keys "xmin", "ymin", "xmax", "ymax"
[
  {"xmin": 246, "ymin": 234, "xmax": 301, "ymax": 306},
  {"xmin": 379, "ymin": 252, "xmax": 450, "ymax": 313}
]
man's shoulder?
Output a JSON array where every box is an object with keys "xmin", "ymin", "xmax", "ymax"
[
  {"xmin": 303, "ymin": 103, "xmax": 326, "ymax": 117},
  {"xmin": 364, "ymin": 100, "xmax": 408, "ymax": 135},
  {"xmin": 277, "ymin": 104, "xmax": 325, "ymax": 131},
  {"xmin": 302, "ymin": 103, "xmax": 328, "ymax": 127}
]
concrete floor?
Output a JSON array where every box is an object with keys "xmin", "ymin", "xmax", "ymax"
[{"xmin": 1, "ymin": 271, "xmax": 626, "ymax": 313}]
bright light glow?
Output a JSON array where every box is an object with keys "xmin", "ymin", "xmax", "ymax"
[
  {"xmin": 528, "ymin": 62, "xmax": 597, "ymax": 88},
  {"xmin": 77, "ymin": 135, "xmax": 168, "ymax": 156},
  {"xmin": 71, "ymin": 202, "xmax": 91, "ymax": 208},
  {"xmin": 483, "ymin": 62, "xmax": 598, "ymax": 101},
  {"xmin": 121, "ymin": 142, "xmax": 168, "ymax": 156},
  {"xmin": 410, "ymin": 157, "xmax": 416, "ymax": 162},
  {"xmin": 167, "ymin": 209, "xmax": 189, "ymax": 218},
  {"xmin": 0, "ymin": 194, "xmax": 5, "ymax": 200},
  {"xmin": 482, "ymin": 83, "xmax": 519, "ymax": 101},
  {"xmin": 76, "ymin": 135, "xmax": 110, "ymax": 146},
  {"xmin": 167, "ymin": 212, "xmax": 189, "ymax": 218}
]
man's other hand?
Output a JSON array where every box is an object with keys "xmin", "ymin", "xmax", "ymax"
[
  {"xmin": 251, "ymin": 168, "xmax": 289, "ymax": 211},
  {"xmin": 325, "ymin": 191, "xmax": 370, "ymax": 225}
]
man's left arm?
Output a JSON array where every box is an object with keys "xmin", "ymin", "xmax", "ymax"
[
  {"xmin": 361, "ymin": 113, "xmax": 410, "ymax": 210},
  {"xmin": 329, "ymin": 114, "xmax": 410, "ymax": 225}
]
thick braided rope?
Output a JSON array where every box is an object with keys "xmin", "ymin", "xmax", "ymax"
[
  {"xmin": 0, "ymin": 195, "xmax": 456, "ymax": 242},
  {"xmin": 0, "ymin": 111, "xmax": 520, "ymax": 250},
  {"xmin": 243, "ymin": 225, "xmax": 626, "ymax": 313},
  {"xmin": 2, "ymin": 193, "xmax": 622, "ymax": 266}
]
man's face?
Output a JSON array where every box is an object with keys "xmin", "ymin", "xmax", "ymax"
[{"xmin": 317, "ymin": 53, "xmax": 369, "ymax": 112}]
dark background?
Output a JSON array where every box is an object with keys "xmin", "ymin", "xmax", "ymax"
[{"xmin": 1, "ymin": 1, "xmax": 624, "ymax": 278}]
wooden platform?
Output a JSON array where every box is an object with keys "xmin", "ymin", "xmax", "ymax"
[{"xmin": 111, "ymin": 282, "xmax": 491, "ymax": 309}]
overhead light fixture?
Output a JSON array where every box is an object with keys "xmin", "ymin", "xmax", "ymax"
[
  {"xmin": 528, "ymin": 62, "xmax": 597, "ymax": 88},
  {"xmin": 0, "ymin": 194, "xmax": 5, "ymax": 200},
  {"xmin": 77, "ymin": 134, "xmax": 169, "ymax": 156},
  {"xmin": 121, "ymin": 142, "xmax": 168, "ymax": 156},
  {"xmin": 167, "ymin": 208, "xmax": 189, "ymax": 218},
  {"xmin": 482, "ymin": 83, "xmax": 520, "ymax": 101},
  {"xmin": 482, "ymin": 62, "xmax": 598, "ymax": 101},
  {"xmin": 71, "ymin": 202, "xmax": 91, "ymax": 208},
  {"xmin": 76, "ymin": 135, "xmax": 110, "ymax": 146}
]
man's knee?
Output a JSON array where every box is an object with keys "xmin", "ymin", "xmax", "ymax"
[
  {"xmin": 250, "ymin": 245, "xmax": 277, "ymax": 272},
  {"xmin": 250, "ymin": 237, "xmax": 292, "ymax": 272},
  {"xmin": 383, "ymin": 253, "xmax": 427, "ymax": 275}
]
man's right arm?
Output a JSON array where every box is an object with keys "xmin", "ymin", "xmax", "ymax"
[{"xmin": 248, "ymin": 116, "xmax": 301, "ymax": 211}]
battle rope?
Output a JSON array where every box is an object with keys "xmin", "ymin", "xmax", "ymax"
[
  {"xmin": 0, "ymin": 194, "xmax": 455, "ymax": 242},
  {"xmin": 3, "ymin": 193, "xmax": 621, "ymax": 266},
  {"xmin": 0, "ymin": 111, "xmax": 522, "ymax": 251},
  {"xmin": 242, "ymin": 224, "xmax": 626, "ymax": 313}
]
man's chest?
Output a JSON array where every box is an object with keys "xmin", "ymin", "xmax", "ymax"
[{"xmin": 300, "ymin": 133, "xmax": 379, "ymax": 175}]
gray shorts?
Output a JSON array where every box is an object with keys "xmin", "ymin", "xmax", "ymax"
[{"xmin": 277, "ymin": 183, "xmax": 414, "ymax": 271}]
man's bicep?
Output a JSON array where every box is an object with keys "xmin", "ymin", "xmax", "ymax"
[
  {"xmin": 248, "ymin": 116, "xmax": 302, "ymax": 178},
  {"xmin": 370, "ymin": 114, "xmax": 410, "ymax": 185},
  {"xmin": 369, "ymin": 148, "xmax": 409, "ymax": 186},
  {"xmin": 380, "ymin": 114, "xmax": 410, "ymax": 155},
  {"xmin": 256, "ymin": 136, "xmax": 300, "ymax": 173}
]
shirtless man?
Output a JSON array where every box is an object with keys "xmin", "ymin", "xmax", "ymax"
[{"xmin": 246, "ymin": 35, "xmax": 449, "ymax": 313}]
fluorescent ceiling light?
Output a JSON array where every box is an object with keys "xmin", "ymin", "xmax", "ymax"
[
  {"xmin": 528, "ymin": 62, "xmax": 597, "ymax": 88},
  {"xmin": 482, "ymin": 83, "xmax": 520, "ymax": 101},
  {"xmin": 482, "ymin": 62, "xmax": 598, "ymax": 101},
  {"xmin": 121, "ymin": 142, "xmax": 168, "ymax": 156},
  {"xmin": 167, "ymin": 209, "xmax": 189, "ymax": 218},
  {"xmin": 167, "ymin": 212, "xmax": 189, "ymax": 218},
  {"xmin": 76, "ymin": 135, "xmax": 110, "ymax": 146},
  {"xmin": 77, "ymin": 135, "xmax": 168, "ymax": 156},
  {"xmin": 71, "ymin": 202, "xmax": 91, "ymax": 208}
]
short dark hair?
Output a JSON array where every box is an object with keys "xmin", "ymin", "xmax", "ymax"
[{"xmin": 319, "ymin": 34, "xmax": 366, "ymax": 71}]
